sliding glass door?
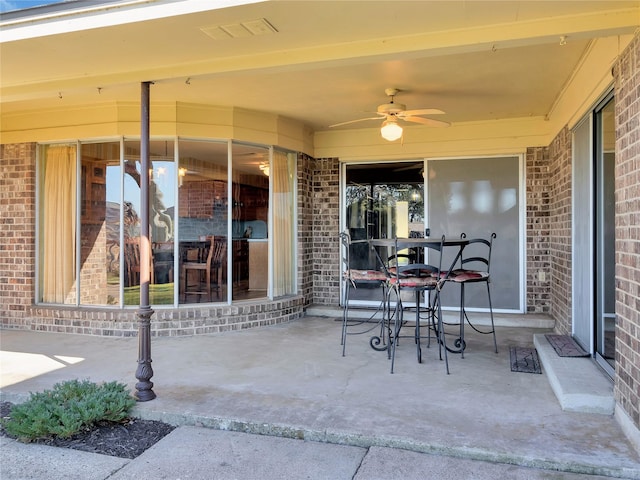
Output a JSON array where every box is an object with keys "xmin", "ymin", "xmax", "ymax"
[
  {"xmin": 594, "ymin": 94, "xmax": 615, "ymax": 376},
  {"xmin": 427, "ymin": 156, "xmax": 521, "ymax": 311},
  {"xmin": 342, "ymin": 157, "xmax": 523, "ymax": 311},
  {"xmin": 343, "ymin": 161, "xmax": 425, "ymax": 304}
]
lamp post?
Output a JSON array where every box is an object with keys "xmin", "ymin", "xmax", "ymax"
[{"xmin": 135, "ymin": 81, "xmax": 156, "ymax": 401}]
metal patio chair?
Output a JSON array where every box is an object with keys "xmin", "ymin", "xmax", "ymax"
[
  {"xmin": 445, "ymin": 232, "xmax": 498, "ymax": 357},
  {"xmin": 339, "ymin": 231, "xmax": 389, "ymax": 357}
]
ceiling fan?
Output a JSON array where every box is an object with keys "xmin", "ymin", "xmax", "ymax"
[{"xmin": 329, "ymin": 88, "xmax": 450, "ymax": 141}]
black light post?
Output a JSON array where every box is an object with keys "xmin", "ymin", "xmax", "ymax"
[{"xmin": 135, "ymin": 81, "xmax": 156, "ymax": 401}]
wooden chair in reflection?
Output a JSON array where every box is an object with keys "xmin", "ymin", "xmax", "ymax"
[
  {"xmin": 124, "ymin": 238, "xmax": 154, "ymax": 287},
  {"xmin": 180, "ymin": 236, "xmax": 226, "ymax": 302},
  {"xmin": 152, "ymin": 241, "xmax": 174, "ymax": 284}
]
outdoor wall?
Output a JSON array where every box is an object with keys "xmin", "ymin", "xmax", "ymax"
[
  {"xmin": 311, "ymin": 158, "xmax": 340, "ymax": 306},
  {"xmin": 0, "ymin": 143, "xmax": 36, "ymax": 329},
  {"xmin": 0, "ymin": 141, "xmax": 305, "ymax": 334},
  {"xmin": 23, "ymin": 299, "xmax": 304, "ymax": 336},
  {"xmin": 312, "ymin": 152, "xmax": 557, "ymax": 316},
  {"xmin": 297, "ymin": 152, "xmax": 315, "ymax": 308},
  {"xmin": 526, "ymin": 146, "xmax": 552, "ymax": 314},
  {"xmin": 613, "ymin": 34, "xmax": 640, "ymax": 431},
  {"xmin": 547, "ymin": 127, "xmax": 573, "ymax": 335}
]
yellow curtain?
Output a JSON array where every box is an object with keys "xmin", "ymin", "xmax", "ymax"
[
  {"xmin": 272, "ymin": 150, "xmax": 295, "ymax": 297},
  {"xmin": 42, "ymin": 145, "xmax": 77, "ymax": 303}
]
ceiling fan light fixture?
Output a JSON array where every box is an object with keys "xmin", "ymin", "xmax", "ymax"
[{"xmin": 381, "ymin": 119, "xmax": 403, "ymax": 141}]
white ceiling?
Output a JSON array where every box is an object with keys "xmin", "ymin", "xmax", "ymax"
[{"xmin": 1, "ymin": 0, "xmax": 638, "ymax": 134}]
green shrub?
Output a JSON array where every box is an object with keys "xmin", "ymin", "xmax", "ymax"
[{"xmin": 2, "ymin": 379, "xmax": 136, "ymax": 442}]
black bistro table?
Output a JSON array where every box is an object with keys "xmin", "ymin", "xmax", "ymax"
[{"xmin": 368, "ymin": 236, "xmax": 469, "ymax": 373}]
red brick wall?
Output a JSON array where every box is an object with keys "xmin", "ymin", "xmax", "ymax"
[
  {"xmin": 547, "ymin": 127, "xmax": 573, "ymax": 335},
  {"xmin": 613, "ymin": 34, "xmax": 640, "ymax": 430},
  {"xmin": 526, "ymin": 147, "xmax": 551, "ymax": 313},
  {"xmin": 297, "ymin": 153, "xmax": 315, "ymax": 307},
  {"xmin": 179, "ymin": 180, "xmax": 218, "ymax": 218},
  {"xmin": 0, "ymin": 141, "xmax": 305, "ymax": 333},
  {"xmin": 312, "ymin": 157, "xmax": 340, "ymax": 306},
  {"xmin": 0, "ymin": 143, "xmax": 36, "ymax": 328},
  {"xmin": 79, "ymin": 223, "xmax": 109, "ymax": 305}
]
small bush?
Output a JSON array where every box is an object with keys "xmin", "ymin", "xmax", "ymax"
[{"xmin": 1, "ymin": 379, "xmax": 136, "ymax": 442}]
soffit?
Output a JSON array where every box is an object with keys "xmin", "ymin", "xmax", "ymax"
[{"xmin": 1, "ymin": 0, "xmax": 638, "ymax": 132}]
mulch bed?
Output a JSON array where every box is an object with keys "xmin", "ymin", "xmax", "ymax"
[{"xmin": 0, "ymin": 401, "xmax": 175, "ymax": 459}]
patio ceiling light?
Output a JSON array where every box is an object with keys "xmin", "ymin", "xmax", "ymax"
[{"xmin": 381, "ymin": 118, "xmax": 403, "ymax": 141}]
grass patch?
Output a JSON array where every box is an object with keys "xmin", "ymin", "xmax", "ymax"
[{"xmin": 124, "ymin": 283, "xmax": 175, "ymax": 305}]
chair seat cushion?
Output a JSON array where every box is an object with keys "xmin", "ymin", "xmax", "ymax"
[
  {"xmin": 388, "ymin": 266, "xmax": 435, "ymax": 277},
  {"xmin": 390, "ymin": 276, "xmax": 438, "ymax": 288},
  {"xmin": 346, "ymin": 269, "xmax": 388, "ymax": 281},
  {"xmin": 447, "ymin": 269, "xmax": 489, "ymax": 282}
]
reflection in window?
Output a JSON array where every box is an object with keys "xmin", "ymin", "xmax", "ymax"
[
  {"xmin": 344, "ymin": 162, "xmax": 425, "ymax": 303},
  {"xmin": 448, "ymin": 181, "xmax": 466, "ymax": 212},
  {"xmin": 178, "ymin": 140, "xmax": 228, "ymax": 304},
  {"xmin": 123, "ymin": 140, "xmax": 176, "ymax": 305},
  {"xmin": 80, "ymin": 142, "xmax": 120, "ymax": 306},
  {"xmin": 231, "ymin": 143, "xmax": 269, "ymax": 301},
  {"xmin": 37, "ymin": 138, "xmax": 295, "ymax": 307},
  {"xmin": 429, "ymin": 156, "xmax": 521, "ymax": 311},
  {"xmin": 499, "ymin": 188, "xmax": 517, "ymax": 212},
  {"xmin": 471, "ymin": 180, "xmax": 493, "ymax": 214}
]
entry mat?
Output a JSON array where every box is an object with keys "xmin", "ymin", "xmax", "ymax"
[
  {"xmin": 509, "ymin": 346, "xmax": 542, "ymax": 374},
  {"xmin": 544, "ymin": 334, "xmax": 590, "ymax": 357}
]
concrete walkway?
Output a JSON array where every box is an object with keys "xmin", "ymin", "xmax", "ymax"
[{"xmin": 1, "ymin": 315, "xmax": 639, "ymax": 479}]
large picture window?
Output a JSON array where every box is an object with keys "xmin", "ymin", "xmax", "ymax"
[{"xmin": 37, "ymin": 138, "xmax": 297, "ymax": 307}]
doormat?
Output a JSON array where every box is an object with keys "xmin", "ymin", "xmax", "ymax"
[
  {"xmin": 509, "ymin": 346, "xmax": 542, "ymax": 374},
  {"xmin": 544, "ymin": 334, "xmax": 590, "ymax": 357}
]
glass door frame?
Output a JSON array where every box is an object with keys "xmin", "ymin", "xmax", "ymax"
[
  {"xmin": 594, "ymin": 91, "xmax": 616, "ymax": 379},
  {"xmin": 339, "ymin": 156, "xmax": 525, "ymax": 313},
  {"xmin": 339, "ymin": 159, "xmax": 427, "ymax": 308}
]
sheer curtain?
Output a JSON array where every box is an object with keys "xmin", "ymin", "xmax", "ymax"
[
  {"xmin": 272, "ymin": 150, "xmax": 295, "ymax": 297},
  {"xmin": 42, "ymin": 145, "xmax": 77, "ymax": 303}
]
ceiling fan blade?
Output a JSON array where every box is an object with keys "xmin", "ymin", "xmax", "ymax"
[
  {"xmin": 328, "ymin": 117, "xmax": 381, "ymax": 128},
  {"xmin": 402, "ymin": 116, "xmax": 450, "ymax": 127},
  {"xmin": 400, "ymin": 108, "xmax": 445, "ymax": 116}
]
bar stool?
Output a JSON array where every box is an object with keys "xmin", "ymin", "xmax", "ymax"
[
  {"xmin": 387, "ymin": 236, "xmax": 448, "ymax": 374},
  {"xmin": 447, "ymin": 232, "xmax": 498, "ymax": 357},
  {"xmin": 339, "ymin": 231, "xmax": 389, "ymax": 356}
]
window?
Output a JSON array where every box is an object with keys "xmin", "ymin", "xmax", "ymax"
[
  {"xmin": 39, "ymin": 144, "xmax": 77, "ymax": 304},
  {"xmin": 81, "ymin": 142, "xmax": 121, "ymax": 305},
  {"xmin": 37, "ymin": 138, "xmax": 297, "ymax": 307}
]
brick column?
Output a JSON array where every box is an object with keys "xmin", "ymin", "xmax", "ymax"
[
  {"xmin": 547, "ymin": 127, "xmax": 573, "ymax": 335},
  {"xmin": 297, "ymin": 153, "xmax": 315, "ymax": 306},
  {"xmin": 312, "ymin": 157, "xmax": 340, "ymax": 306},
  {"xmin": 613, "ymin": 33, "xmax": 640, "ymax": 430},
  {"xmin": 0, "ymin": 143, "xmax": 37, "ymax": 328},
  {"xmin": 526, "ymin": 146, "xmax": 551, "ymax": 314}
]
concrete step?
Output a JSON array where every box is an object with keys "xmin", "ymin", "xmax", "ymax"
[
  {"xmin": 308, "ymin": 305, "xmax": 556, "ymax": 329},
  {"xmin": 533, "ymin": 334, "xmax": 614, "ymax": 415}
]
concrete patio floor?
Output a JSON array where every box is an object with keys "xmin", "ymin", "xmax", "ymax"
[{"xmin": 1, "ymin": 314, "xmax": 639, "ymax": 478}]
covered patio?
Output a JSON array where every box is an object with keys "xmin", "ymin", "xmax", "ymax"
[{"xmin": 1, "ymin": 315, "xmax": 639, "ymax": 478}]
